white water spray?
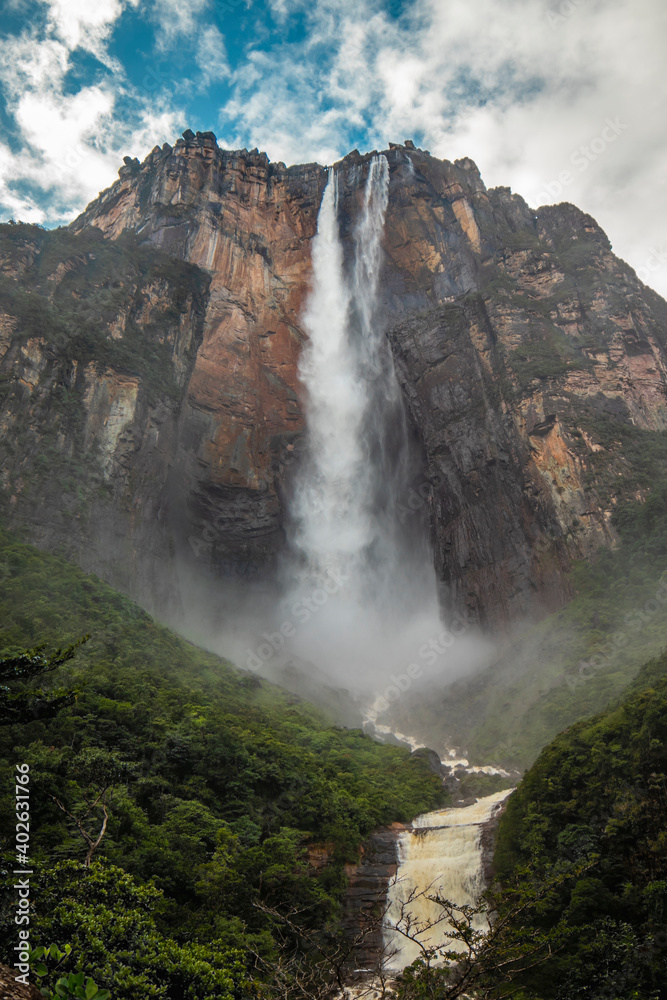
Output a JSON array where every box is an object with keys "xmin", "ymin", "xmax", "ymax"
[
  {"xmin": 280, "ymin": 156, "xmax": 448, "ymax": 694},
  {"xmin": 290, "ymin": 165, "xmax": 371, "ymax": 580}
]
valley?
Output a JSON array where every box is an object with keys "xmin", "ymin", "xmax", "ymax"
[{"xmin": 1, "ymin": 133, "xmax": 666, "ymax": 999}]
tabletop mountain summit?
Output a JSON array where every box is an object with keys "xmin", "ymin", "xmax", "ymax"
[{"xmin": 1, "ymin": 129, "xmax": 667, "ymax": 630}]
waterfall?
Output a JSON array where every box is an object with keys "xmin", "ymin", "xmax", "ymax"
[
  {"xmin": 289, "ymin": 163, "xmax": 375, "ymax": 584},
  {"xmin": 281, "ymin": 155, "xmax": 446, "ymax": 695},
  {"xmin": 290, "ymin": 156, "xmax": 403, "ymax": 591},
  {"xmin": 383, "ymin": 791, "xmax": 510, "ymax": 970},
  {"xmin": 274, "ymin": 155, "xmax": 505, "ymax": 1000}
]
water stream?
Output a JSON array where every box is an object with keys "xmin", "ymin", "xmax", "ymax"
[
  {"xmin": 286, "ymin": 159, "xmax": 511, "ymax": 993},
  {"xmin": 383, "ymin": 790, "xmax": 511, "ymax": 971},
  {"xmin": 282, "ymin": 156, "xmax": 445, "ymax": 696}
]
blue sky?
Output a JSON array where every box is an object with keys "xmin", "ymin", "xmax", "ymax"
[{"xmin": 1, "ymin": 0, "xmax": 666, "ymax": 295}]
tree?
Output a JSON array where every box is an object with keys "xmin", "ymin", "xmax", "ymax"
[
  {"xmin": 0, "ymin": 638, "xmax": 87, "ymax": 725},
  {"xmin": 248, "ymin": 862, "xmax": 599, "ymax": 1000},
  {"xmin": 30, "ymin": 862, "xmax": 256, "ymax": 1000},
  {"xmin": 389, "ymin": 861, "xmax": 598, "ymax": 1000},
  {"xmin": 51, "ymin": 748, "xmax": 138, "ymax": 867}
]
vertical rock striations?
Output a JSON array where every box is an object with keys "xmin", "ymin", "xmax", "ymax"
[{"xmin": 1, "ymin": 132, "xmax": 667, "ymax": 625}]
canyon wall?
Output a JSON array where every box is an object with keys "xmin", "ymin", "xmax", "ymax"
[{"xmin": 2, "ymin": 131, "xmax": 667, "ymax": 626}]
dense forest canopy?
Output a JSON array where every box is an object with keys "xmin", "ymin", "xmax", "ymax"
[{"xmin": 0, "ymin": 527, "xmax": 444, "ymax": 998}]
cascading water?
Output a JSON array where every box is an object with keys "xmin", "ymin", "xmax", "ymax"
[
  {"xmin": 281, "ymin": 155, "xmax": 446, "ymax": 695},
  {"xmin": 383, "ymin": 791, "xmax": 510, "ymax": 971},
  {"xmin": 268, "ymin": 156, "xmax": 505, "ymax": 997},
  {"xmin": 289, "ymin": 162, "xmax": 379, "ymax": 587},
  {"xmin": 290, "ymin": 157, "xmax": 411, "ymax": 595}
]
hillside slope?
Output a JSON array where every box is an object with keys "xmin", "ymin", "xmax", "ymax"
[
  {"xmin": 388, "ymin": 489, "xmax": 667, "ymax": 770},
  {"xmin": 490, "ymin": 651, "xmax": 667, "ymax": 999},
  {"xmin": 0, "ymin": 527, "xmax": 444, "ymax": 998}
]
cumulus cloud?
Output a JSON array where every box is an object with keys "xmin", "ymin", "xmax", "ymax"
[
  {"xmin": 151, "ymin": 0, "xmax": 212, "ymax": 51},
  {"xmin": 0, "ymin": 0, "xmax": 182, "ymax": 224},
  {"xmin": 43, "ymin": 0, "xmax": 134, "ymax": 59},
  {"xmin": 220, "ymin": 0, "xmax": 667, "ymax": 295},
  {"xmin": 196, "ymin": 25, "xmax": 230, "ymax": 81},
  {"xmin": 2, "ymin": 0, "xmax": 665, "ymax": 298}
]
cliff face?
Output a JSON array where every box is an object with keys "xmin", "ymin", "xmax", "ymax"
[
  {"xmin": 2, "ymin": 131, "xmax": 667, "ymax": 625},
  {"xmin": 72, "ymin": 138, "xmax": 323, "ymax": 596},
  {"xmin": 0, "ymin": 225, "xmax": 209, "ymax": 611}
]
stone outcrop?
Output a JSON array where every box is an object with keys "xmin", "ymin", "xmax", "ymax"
[
  {"xmin": 341, "ymin": 824, "xmax": 404, "ymax": 971},
  {"xmin": 2, "ymin": 131, "xmax": 667, "ymax": 625},
  {"xmin": 0, "ymin": 224, "xmax": 208, "ymax": 612}
]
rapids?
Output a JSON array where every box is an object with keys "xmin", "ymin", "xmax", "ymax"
[{"xmin": 383, "ymin": 790, "xmax": 511, "ymax": 970}]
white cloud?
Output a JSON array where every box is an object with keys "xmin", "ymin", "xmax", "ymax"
[
  {"xmin": 151, "ymin": 0, "xmax": 212, "ymax": 51},
  {"xmin": 220, "ymin": 0, "xmax": 667, "ymax": 296},
  {"xmin": 1, "ymin": 0, "xmax": 665, "ymax": 300},
  {"xmin": 44, "ymin": 0, "xmax": 133, "ymax": 57},
  {"xmin": 196, "ymin": 25, "xmax": 229, "ymax": 81},
  {"xmin": 0, "ymin": 0, "xmax": 182, "ymax": 224}
]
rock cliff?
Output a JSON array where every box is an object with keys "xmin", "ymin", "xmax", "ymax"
[{"xmin": 2, "ymin": 131, "xmax": 667, "ymax": 626}]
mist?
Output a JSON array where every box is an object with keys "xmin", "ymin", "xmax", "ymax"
[{"xmin": 177, "ymin": 155, "xmax": 494, "ymax": 732}]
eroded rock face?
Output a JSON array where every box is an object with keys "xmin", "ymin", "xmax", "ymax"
[
  {"xmin": 341, "ymin": 824, "xmax": 404, "ymax": 971},
  {"xmin": 71, "ymin": 139, "xmax": 324, "ymax": 591},
  {"xmin": 2, "ymin": 133, "xmax": 667, "ymax": 625},
  {"xmin": 0, "ymin": 225, "xmax": 209, "ymax": 612}
]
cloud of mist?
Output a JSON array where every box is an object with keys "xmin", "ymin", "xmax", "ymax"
[{"xmin": 170, "ymin": 155, "xmax": 495, "ymax": 728}]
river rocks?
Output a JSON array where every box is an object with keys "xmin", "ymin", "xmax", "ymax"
[
  {"xmin": 410, "ymin": 747, "xmax": 445, "ymax": 775},
  {"xmin": 479, "ymin": 794, "xmax": 511, "ymax": 885}
]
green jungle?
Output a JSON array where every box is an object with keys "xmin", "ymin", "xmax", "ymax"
[{"xmin": 1, "ymin": 506, "xmax": 666, "ymax": 998}]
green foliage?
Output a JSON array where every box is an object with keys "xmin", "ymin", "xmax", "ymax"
[
  {"xmin": 508, "ymin": 328, "xmax": 590, "ymax": 385},
  {"xmin": 0, "ymin": 222, "xmax": 210, "ymax": 535},
  {"xmin": 0, "ymin": 225, "xmax": 209, "ymax": 406},
  {"xmin": 393, "ymin": 860, "xmax": 599, "ymax": 1000},
  {"xmin": 501, "ymin": 228, "xmax": 543, "ymax": 251},
  {"xmin": 0, "ymin": 640, "xmax": 85, "ymax": 724},
  {"xmin": 492, "ymin": 669, "xmax": 667, "ymax": 999},
  {"xmin": 27, "ymin": 863, "xmax": 252, "ymax": 1000},
  {"xmin": 569, "ymin": 401, "xmax": 667, "ymax": 505},
  {"xmin": 31, "ymin": 944, "xmax": 111, "ymax": 1000},
  {"xmin": 454, "ymin": 770, "xmax": 514, "ymax": 801},
  {"xmin": 0, "ymin": 527, "xmax": 444, "ymax": 995},
  {"xmin": 402, "ymin": 472, "xmax": 667, "ymax": 771},
  {"xmin": 612, "ymin": 483, "xmax": 667, "ymax": 541},
  {"xmin": 49, "ymin": 972, "xmax": 110, "ymax": 1000},
  {"xmin": 555, "ymin": 238, "xmax": 605, "ymax": 271}
]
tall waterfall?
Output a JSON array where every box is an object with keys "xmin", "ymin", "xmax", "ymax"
[
  {"xmin": 282, "ymin": 156, "xmax": 445, "ymax": 695},
  {"xmin": 383, "ymin": 791, "xmax": 510, "ymax": 970},
  {"xmin": 290, "ymin": 160, "xmax": 386, "ymax": 586}
]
